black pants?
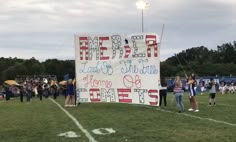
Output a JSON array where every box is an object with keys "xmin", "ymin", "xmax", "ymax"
[
  {"xmin": 53, "ymin": 93, "xmax": 57, "ymax": 99},
  {"xmin": 20, "ymin": 92, "xmax": 23, "ymax": 102},
  {"xmin": 160, "ymin": 90, "xmax": 167, "ymax": 107},
  {"xmin": 38, "ymin": 90, "xmax": 43, "ymax": 100}
]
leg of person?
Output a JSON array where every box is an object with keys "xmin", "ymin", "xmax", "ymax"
[
  {"xmin": 212, "ymin": 93, "xmax": 216, "ymax": 106},
  {"xmin": 193, "ymin": 96, "xmax": 199, "ymax": 112},
  {"xmin": 40, "ymin": 93, "xmax": 42, "ymax": 100},
  {"xmin": 208, "ymin": 94, "xmax": 212, "ymax": 106},
  {"xmin": 188, "ymin": 97, "xmax": 194, "ymax": 111},
  {"xmin": 20, "ymin": 93, "xmax": 23, "ymax": 102},
  {"xmin": 69, "ymin": 95, "xmax": 73, "ymax": 106},
  {"xmin": 71, "ymin": 95, "xmax": 75, "ymax": 106},
  {"xmin": 65, "ymin": 95, "xmax": 70, "ymax": 107},
  {"xmin": 159, "ymin": 94, "xmax": 163, "ymax": 107},
  {"xmin": 175, "ymin": 94, "xmax": 181, "ymax": 112},
  {"xmin": 188, "ymin": 89, "xmax": 194, "ymax": 111},
  {"xmin": 163, "ymin": 93, "xmax": 167, "ymax": 107},
  {"xmin": 179, "ymin": 94, "xmax": 184, "ymax": 112}
]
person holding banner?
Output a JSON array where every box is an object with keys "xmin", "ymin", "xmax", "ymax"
[
  {"xmin": 159, "ymin": 76, "xmax": 167, "ymax": 108},
  {"xmin": 65, "ymin": 79, "xmax": 75, "ymax": 107}
]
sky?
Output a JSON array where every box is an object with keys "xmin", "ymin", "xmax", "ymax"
[{"xmin": 0, "ymin": 0, "xmax": 235, "ymax": 61}]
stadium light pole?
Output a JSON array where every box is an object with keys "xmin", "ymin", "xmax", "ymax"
[{"xmin": 136, "ymin": 0, "xmax": 149, "ymax": 33}]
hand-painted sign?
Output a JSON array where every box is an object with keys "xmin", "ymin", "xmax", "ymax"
[{"xmin": 75, "ymin": 33, "xmax": 160, "ymax": 106}]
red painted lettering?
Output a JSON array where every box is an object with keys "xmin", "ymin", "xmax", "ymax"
[
  {"xmin": 117, "ymin": 88, "xmax": 132, "ymax": 103},
  {"xmin": 123, "ymin": 75, "xmax": 142, "ymax": 88},
  {"xmin": 148, "ymin": 89, "xmax": 158, "ymax": 106},
  {"xmin": 146, "ymin": 35, "xmax": 158, "ymax": 57},
  {"xmin": 124, "ymin": 45, "xmax": 131, "ymax": 58},
  {"xmin": 79, "ymin": 37, "xmax": 89, "ymax": 60},
  {"xmin": 99, "ymin": 37, "xmax": 110, "ymax": 60},
  {"xmin": 90, "ymin": 88, "xmax": 101, "ymax": 102}
]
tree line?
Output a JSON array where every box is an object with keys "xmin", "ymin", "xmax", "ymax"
[
  {"xmin": 0, "ymin": 58, "xmax": 75, "ymax": 83},
  {"xmin": 161, "ymin": 41, "xmax": 236, "ymax": 77},
  {"xmin": 0, "ymin": 41, "xmax": 235, "ymax": 84}
]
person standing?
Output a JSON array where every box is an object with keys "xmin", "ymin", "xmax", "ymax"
[
  {"xmin": 159, "ymin": 76, "xmax": 167, "ymax": 108},
  {"xmin": 19, "ymin": 85, "xmax": 24, "ymax": 102},
  {"xmin": 65, "ymin": 79, "xmax": 74, "ymax": 107},
  {"xmin": 4, "ymin": 85, "xmax": 10, "ymax": 101},
  {"xmin": 26, "ymin": 82, "xmax": 32, "ymax": 102},
  {"xmin": 37, "ymin": 83, "xmax": 43, "ymax": 101},
  {"xmin": 187, "ymin": 75, "xmax": 199, "ymax": 112},
  {"xmin": 173, "ymin": 76, "xmax": 184, "ymax": 113},
  {"xmin": 208, "ymin": 78, "xmax": 216, "ymax": 106}
]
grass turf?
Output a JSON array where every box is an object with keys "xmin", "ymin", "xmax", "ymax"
[{"xmin": 0, "ymin": 92, "xmax": 235, "ymax": 142}]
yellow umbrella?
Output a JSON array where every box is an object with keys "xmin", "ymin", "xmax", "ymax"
[
  {"xmin": 4, "ymin": 80, "xmax": 19, "ymax": 86},
  {"xmin": 59, "ymin": 80, "xmax": 67, "ymax": 85}
]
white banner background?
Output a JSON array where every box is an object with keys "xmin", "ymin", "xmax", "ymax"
[{"xmin": 75, "ymin": 33, "xmax": 160, "ymax": 106}]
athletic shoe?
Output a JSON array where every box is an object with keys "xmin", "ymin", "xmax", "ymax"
[
  {"xmin": 188, "ymin": 108, "xmax": 194, "ymax": 111},
  {"xmin": 194, "ymin": 109, "xmax": 199, "ymax": 112}
]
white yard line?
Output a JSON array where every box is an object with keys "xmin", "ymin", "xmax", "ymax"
[
  {"xmin": 49, "ymin": 98, "xmax": 97, "ymax": 142},
  {"xmin": 155, "ymin": 108, "xmax": 236, "ymax": 127}
]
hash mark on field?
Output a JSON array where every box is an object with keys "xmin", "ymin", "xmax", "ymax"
[
  {"xmin": 155, "ymin": 108, "xmax": 236, "ymax": 127},
  {"xmin": 49, "ymin": 98, "xmax": 97, "ymax": 142}
]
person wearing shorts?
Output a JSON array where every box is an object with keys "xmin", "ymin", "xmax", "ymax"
[
  {"xmin": 208, "ymin": 78, "xmax": 216, "ymax": 106},
  {"xmin": 187, "ymin": 75, "xmax": 199, "ymax": 112}
]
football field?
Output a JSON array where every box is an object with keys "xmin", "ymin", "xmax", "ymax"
[{"xmin": 0, "ymin": 93, "xmax": 235, "ymax": 142}]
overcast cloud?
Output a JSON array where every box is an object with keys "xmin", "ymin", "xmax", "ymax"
[{"xmin": 0, "ymin": 0, "xmax": 235, "ymax": 61}]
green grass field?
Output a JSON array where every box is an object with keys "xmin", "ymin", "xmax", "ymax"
[{"xmin": 0, "ymin": 92, "xmax": 235, "ymax": 142}]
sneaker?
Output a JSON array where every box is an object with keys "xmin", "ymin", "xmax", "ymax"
[
  {"xmin": 194, "ymin": 109, "xmax": 199, "ymax": 112},
  {"xmin": 188, "ymin": 108, "xmax": 194, "ymax": 111}
]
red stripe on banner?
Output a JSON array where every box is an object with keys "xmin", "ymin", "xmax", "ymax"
[
  {"xmin": 119, "ymin": 99, "xmax": 132, "ymax": 103},
  {"xmin": 79, "ymin": 37, "xmax": 88, "ymax": 40},
  {"xmin": 117, "ymin": 89, "xmax": 131, "ymax": 92},
  {"xmin": 146, "ymin": 35, "xmax": 156, "ymax": 39},
  {"xmin": 148, "ymin": 43, "xmax": 157, "ymax": 46},
  {"xmin": 100, "ymin": 47, "xmax": 107, "ymax": 50},
  {"xmin": 150, "ymin": 101, "xmax": 158, "ymax": 105},
  {"xmin": 118, "ymin": 94, "xmax": 128, "ymax": 97},
  {"xmin": 99, "ymin": 37, "xmax": 109, "ymax": 40},
  {"xmin": 80, "ymin": 47, "xmax": 88, "ymax": 50}
]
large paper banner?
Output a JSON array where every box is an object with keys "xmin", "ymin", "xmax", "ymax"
[{"xmin": 75, "ymin": 33, "xmax": 160, "ymax": 106}]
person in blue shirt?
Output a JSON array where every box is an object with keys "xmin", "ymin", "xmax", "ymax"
[{"xmin": 65, "ymin": 79, "xmax": 75, "ymax": 107}]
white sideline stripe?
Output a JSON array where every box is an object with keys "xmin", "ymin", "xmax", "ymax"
[
  {"xmin": 197, "ymin": 101, "xmax": 235, "ymax": 107},
  {"xmin": 49, "ymin": 98, "xmax": 97, "ymax": 142},
  {"xmin": 155, "ymin": 108, "xmax": 236, "ymax": 127},
  {"xmin": 167, "ymin": 99, "xmax": 235, "ymax": 107}
]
